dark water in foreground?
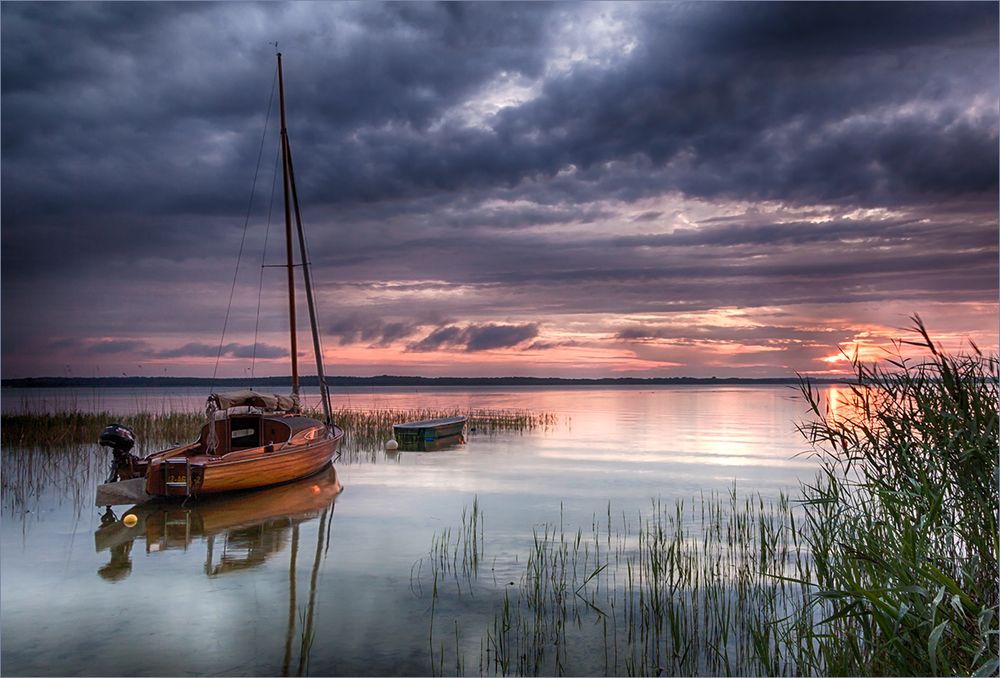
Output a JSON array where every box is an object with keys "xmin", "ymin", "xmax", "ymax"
[{"xmin": 1, "ymin": 385, "xmax": 831, "ymax": 676}]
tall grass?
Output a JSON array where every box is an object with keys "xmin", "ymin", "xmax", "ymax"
[{"xmin": 794, "ymin": 316, "xmax": 998, "ymax": 676}]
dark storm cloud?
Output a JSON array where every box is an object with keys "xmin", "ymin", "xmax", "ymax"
[
  {"xmin": 155, "ymin": 342, "xmax": 287, "ymax": 359},
  {"xmin": 464, "ymin": 323, "xmax": 539, "ymax": 351},
  {"xmin": 602, "ymin": 216, "xmax": 996, "ymax": 251},
  {"xmin": 456, "ymin": 250, "xmax": 995, "ymax": 314},
  {"xmin": 154, "ymin": 343, "xmax": 219, "ymax": 359},
  {"xmin": 485, "ymin": 2, "xmax": 998, "ymax": 208},
  {"xmin": 4, "ymin": 2, "xmax": 995, "ymax": 237},
  {"xmin": 408, "ymin": 325, "xmax": 466, "ymax": 352},
  {"xmin": 698, "ymin": 2, "xmax": 992, "ymax": 57},
  {"xmin": 325, "ymin": 206, "xmax": 995, "ymax": 317},
  {"xmin": 225, "ymin": 342, "xmax": 287, "ymax": 359},
  {"xmin": 526, "ymin": 340, "xmax": 581, "ymax": 351},
  {"xmin": 379, "ymin": 322, "xmax": 419, "ymax": 346},
  {"xmin": 294, "ymin": 2, "xmax": 998, "ymax": 212},
  {"xmin": 407, "ymin": 323, "xmax": 539, "ymax": 352},
  {"xmin": 1, "ymin": 2, "xmax": 557, "ymax": 215},
  {"xmin": 1, "ymin": 2, "xmax": 996, "ymax": 376},
  {"xmin": 326, "ymin": 314, "xmax": 422, "ymax": 347}
]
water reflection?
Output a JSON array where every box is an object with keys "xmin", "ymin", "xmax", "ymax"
[
  {"xmin": 398, "ymin": 433, "xmax": 466, "ymax": 453},
  {"xmin": 94, "ymin": 466, "xmax": 342, "ymax": 578},
  {"xmin": 2, "ymin": 386, "xmax": 834, "ymax": 676},
  {"xmin": 94, "ymin": 467, "xmax": 342, "ymax": 675}
]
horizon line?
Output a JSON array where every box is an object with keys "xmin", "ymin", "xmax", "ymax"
[{"xmin": 2, "ymin": 374, "xmax": 852, "ymax": 387}]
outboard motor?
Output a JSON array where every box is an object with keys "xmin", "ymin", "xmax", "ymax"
[{"xmin": 99, "ymin": 423, "xmax": 137, "ymax": 483}]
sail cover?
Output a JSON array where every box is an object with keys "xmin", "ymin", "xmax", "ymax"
[{"xmin": 208, "ymin": 390, "xmax": 299, "ymax": 412}]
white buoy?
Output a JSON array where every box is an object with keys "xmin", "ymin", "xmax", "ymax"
[{"xmin": 385, "ymin": 439, "xmax": 399, "ymax": 451}]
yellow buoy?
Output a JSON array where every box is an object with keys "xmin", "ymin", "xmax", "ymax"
[{"xmin": 123, "ymin": 514, "xmax": 138, "ymax": 527}]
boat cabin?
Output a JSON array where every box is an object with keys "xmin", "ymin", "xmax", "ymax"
[
  {"xmin": 192, "ymin": 413, "xmax": 327, "ymax": 457},
  {"xmin": 198, "ymin": 414, "xmax": 292, "ymax": 455}
]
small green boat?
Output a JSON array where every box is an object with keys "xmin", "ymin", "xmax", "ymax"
[{"xmin": 393, "ymin": 416, "xmax": 467, "ymax": 451}]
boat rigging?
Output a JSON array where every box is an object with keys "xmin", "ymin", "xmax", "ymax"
[{"xmin": 95, "ymin": 53, "xmax": 344, "ymax": 506}]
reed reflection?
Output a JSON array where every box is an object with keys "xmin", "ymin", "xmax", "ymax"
[{"xmin": 1, "ymin": 445, "xmax": 104, "ymax": 522}]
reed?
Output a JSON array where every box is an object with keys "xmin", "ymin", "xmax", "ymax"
[
  {"xmin": 420, "ymin": 490, "xmax": 814, "ymax": 676},
  {"xmin": 0, "ymin": 411, "xmax": 205, "ymax": 453},
  {"xmin": 793, "ymin": 316, "xmax": 998, "ymax": 676},
  {"xmin": 1, "ymin": 407, "xmax": 557, "ymax": 460},
  {"xmin": 428, "ymin": 496, "xmax": 485, "ymax": 587}
]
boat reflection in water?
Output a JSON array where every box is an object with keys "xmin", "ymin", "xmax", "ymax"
[
  {"xmin": 95, "ymin": 466, "xmax": 341, "ymax": 675},
  {"xmin": 95, "ymin": 465, "xmax": 342, "ymax": 579}
]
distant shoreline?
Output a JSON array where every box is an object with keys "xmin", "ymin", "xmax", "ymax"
[{"xmin": 1, "ymin": 375, "xmax": 851, "ymax": 388}]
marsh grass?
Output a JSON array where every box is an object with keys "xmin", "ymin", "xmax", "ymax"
[
  {"xmin": 420, "ymin": 318, "xmax": 997, "ymax": 676},
  {"xmin": 421, "ymin": 491, "xmax": 817, "ymax": 676},
  {"xmin": 1, "ymin": 407, "xmax": 557, "ymax": 460}
]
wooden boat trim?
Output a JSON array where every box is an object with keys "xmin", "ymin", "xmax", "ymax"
[{"xmin": 192, "ymin": 433, "xmax": 343, "ymax": 469}]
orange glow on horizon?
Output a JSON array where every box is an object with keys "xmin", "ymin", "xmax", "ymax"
[{"xmin": 26, "ymin": 300, "xmax": 997, "ymax": 380}]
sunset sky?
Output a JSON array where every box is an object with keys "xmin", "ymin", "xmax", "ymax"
[{"xmin": 2, "ymin": 2, "xmax": 997, "ymax": 379}]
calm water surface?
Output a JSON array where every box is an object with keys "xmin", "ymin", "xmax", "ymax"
[{"xmin": 1, "ymin": 385, "xmax": 829, "ymax": 675}]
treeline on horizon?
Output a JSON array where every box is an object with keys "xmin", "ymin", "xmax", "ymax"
[{"xmin": 1, "ymin": 374, "xmax": 851, "ymax": 388}]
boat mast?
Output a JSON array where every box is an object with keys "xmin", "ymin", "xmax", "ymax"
[
  {"xmin": 284, "ymin": 133, "xmax": 334, "ymax": 425},
  {"xmin": 277, "ymin": 53, "xmax": 334, "ymax": 425},
  {"xmin": 277, "ymin": 52, "xmax": 300, "ymax": 400}
]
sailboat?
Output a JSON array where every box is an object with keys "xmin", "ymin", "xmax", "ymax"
[{"xmin": 95, "ymin": 53, "xmax": 344, "ymax": 504}]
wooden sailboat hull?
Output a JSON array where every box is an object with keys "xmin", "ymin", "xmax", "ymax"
[
  {"xmin": 195, "ymin": 434, "xmax": 341, "ymax": 495},
  {"xmin": 140, "ymin": 420, "xmax": 345, "ymax": 498}
]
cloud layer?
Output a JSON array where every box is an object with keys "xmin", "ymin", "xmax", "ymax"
[{"xmin": 2, "ymin": 2, "xmax": 996, "ymax": 378}]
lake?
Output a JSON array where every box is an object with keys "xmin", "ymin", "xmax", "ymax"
[{"xmin": 1, "ymin": 385, "xmax": 832, "ymax": 676}]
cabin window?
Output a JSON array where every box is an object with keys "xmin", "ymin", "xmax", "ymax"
[
  {"xmin": 262, "ymin": 422, "xmax": 290, "ymax": 445},
  {"xmin": 228, "ymin": 417, "xmax": 261, "ymax": 449}
]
